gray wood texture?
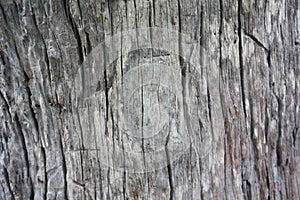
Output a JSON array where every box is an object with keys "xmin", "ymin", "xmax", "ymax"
[{"xmin": 0, "ymin": 0, "xmax": 299, "ymax": 199}]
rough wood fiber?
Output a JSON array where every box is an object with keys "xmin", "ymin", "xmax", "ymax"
[{"xmin": 0, "ymin": 0, "xmax": 299, "ymax": 199}]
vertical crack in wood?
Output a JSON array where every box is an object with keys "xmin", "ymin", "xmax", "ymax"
[
  {"xmin": 41, "ymin": 145, "xmax": 47, "ymax": 200},
  {"xmin": 75, "ymin": 106, "xmax": 85, "ymax": 188},
  {"xmin": 119, "ymin": 10, "xmax": 126, "ymax": 198},
  {"xmin": 62, "ymin": 0, "xmax": 84, "ymax": 64},
  {"xmin": 29, "ymin": 1, "xmax": 53, "ymax": 88},
  {"xmin": 0, "ymin": 3, "xmax": 9, "ymax": 27},
  {"xmin": 85, "ymin": 31, "xmax": 92, "ymax": 55},
  {"xmin": 58, "ymin": 130, "xmax": 68, "ymax": 200},
  {"xmin": 3, "ymin": 167, "xmax": 15, "ymax": 200},
  {"xmin": 77, "ymin": 0, "xmax": 83, "ymax": 21},
  {"xmin": 95, "ymin": 98, "xmax": 104, "ymax": 199},
  {"xmin": 14, "ymin": 115, "xmax": 34, "ymax": 199},
  {"xmin": 24, "ymin": 77, "xmax": 40, "ymax": 140},
  {"xmin": 265, "ymin": 50, "xmax": 271, "ymax": 144},
  {"xmin": 218, "ymin": 0, "xmax": 230, "ymax": 199},
  {"xmin": 238, "ymin": 0, "xmax": 247, "ymax": 122},
  {"xmin": 107, "ymin": 0, "xmax": 114, "ymax": 35},
  {"xmin": 246, "ymin": 180, "xmax": 252, "ymax": 199},
  {"xmin": 165, "ymin": 129, "xmax": 174, "ymax": 200},
  {"xmin": 276, "ymin": 97, "xmax": 283, "ymax": 166},
  {"xmin": 140, "ymin": 58, "xmax": 145, "ymax": 169}
]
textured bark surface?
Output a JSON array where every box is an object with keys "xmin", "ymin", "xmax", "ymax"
[{"xmin": 0, "ymin": 0, "xmax": 299, "ymax": 199}]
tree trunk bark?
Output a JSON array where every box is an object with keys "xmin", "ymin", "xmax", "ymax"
[{"xmin": 0, "ymin": 0, "xmax": 299, "ymax": 199}]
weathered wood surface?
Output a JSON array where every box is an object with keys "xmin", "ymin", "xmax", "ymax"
[{"xmin": 0, "ymin": 0, "xmax": 299, "ymax": 199}]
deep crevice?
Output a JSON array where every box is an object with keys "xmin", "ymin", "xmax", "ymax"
[
  {"xmin": 238, "ymin": 0, "xmax": 247, "ymax": 123},
  {"xmin": 14, "ymin": 115, "xmax": 34, "ymax": 199},
  {"xmin": 0, "ymin": 3, "xmax": 8, "ymax": 25},
  {"xmin": 77, "ymin": 0, "xmax": 83, "ymax": 20},
  {"xmin": 41, "ymin": 145, "xmax": 48, "ymax": 200},
  {"xmin": 178, "ymin": 0, "xmax": 184, "ymax": 73},
  {"xmin": 276, "ymin": 97, "xmax": 283, "ymax": 166},
  {"xmin": 3, "ymin": 167, "xmax": 15, "ymax": 200},
  {"xmin": 152, "ymin": 0, "xmax": 156, "ymax": 25},
  {"xmin": 62, "ymin": 0, "xmax": 84, "ymax": 64},
  {"xmin": 246, "ymin": 180, "xmax": 252, "ymax": 200},
  {"xmin": 207, "ymin": 87, "xmax": 214, "ymax": 132},
  {"xmin": 85, "ymin": 31, "xmax": 92, "ymax": 55},
  {"xmin": 30, "ymin": 1, "xmax": 54, "ymax": 88},
  {"xmin": 292, "ymin": 126, "xmax": 298, "ymax": 147}
]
